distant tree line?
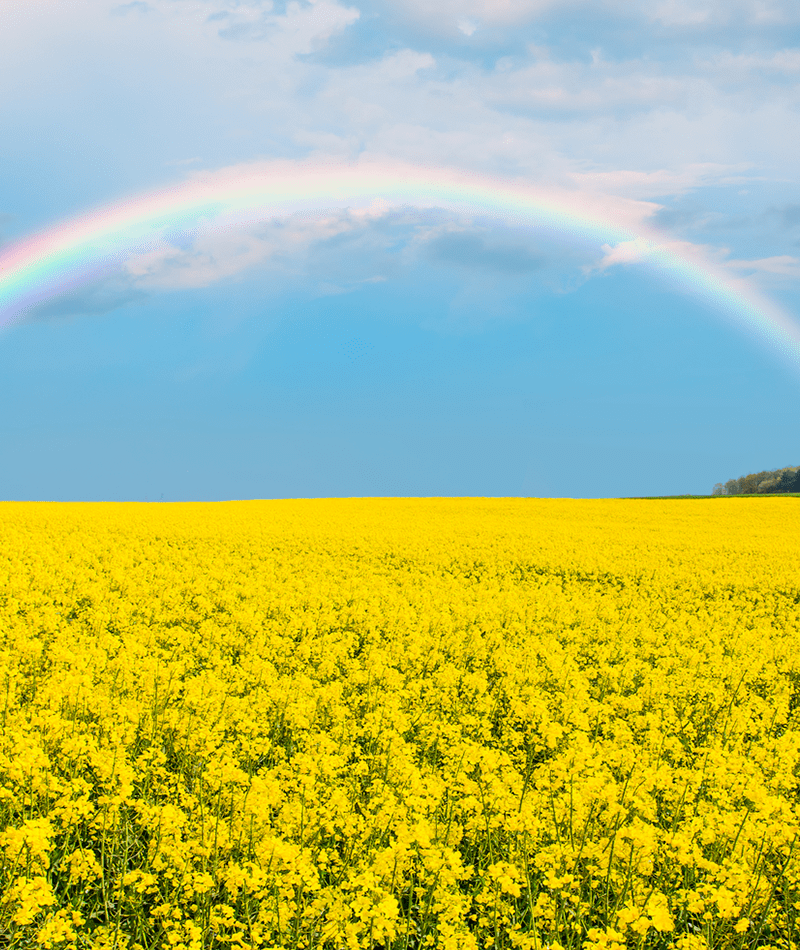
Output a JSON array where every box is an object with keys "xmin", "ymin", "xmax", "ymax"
[{"xmin": 713, "ymin": 464, "xmax": 800, "ymax": 495}]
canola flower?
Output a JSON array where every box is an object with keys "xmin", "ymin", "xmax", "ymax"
[{"xmin": 0, "ymin": 497, "xmax": 799, "ymax": 950}]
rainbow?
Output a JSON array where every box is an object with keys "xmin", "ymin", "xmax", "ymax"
[{"xmin": 2, "ymin": 159, "xmax": 799, "ymax": 369}]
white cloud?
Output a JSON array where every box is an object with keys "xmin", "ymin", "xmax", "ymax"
[
  {"xmin": 120, "ymin": 194, "xmax": 415, "ymax": 291},
  {"xmin": 727, "ymin": 255, "xmax": 800, "ymax": 277},
  {"xmin": 1, "ymin": 0, "xmax": 799, "ymax": 319},
  {"xmin": 391, "ymin": 0, "xmax": 557, "ymax": 34},
  {"xmin": 369, "ymin": 49, "xmax": 435, "ymax": 80},
  {"xmin": 210, "ymin": 0, "xmax": 360, "ymax": 52},
  {"xmin": 650, "ymin": 0, "xmax": 714, "ymax": 26},
  {"xmin": 571, "ymin": 164, "xmax": 753, "ymax": 199},
  {"xmin": 3, "ymin": 0, "xmax": 799, "ymax": 188},
  {"xmin": 700, "ymin": 49, "xmax": 800, "ymax": 73},
  {"xmin": 123, "ymin": 210, "xmax": 368, "ymax": 288},
  {"xmin": 594, "ymin": 237, "xmax": 800, "ymax": 299},
  {"xmin": 595, "ymin": 238, "xmax": 655, "ymax": 268},
  {"xmin": 591, "ymin": 235, "xmax": 723, "ymax": 271},
  {"xmin": 592, "ymin": 232, "xmax": 744, "ymax": 281}
]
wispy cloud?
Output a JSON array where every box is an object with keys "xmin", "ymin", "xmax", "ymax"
[
  {"xmin": 594, "ymin": 237, "xmax": 800, "ymax": 295},
  {"xmin": 211, "ymin": 0, "xmax": 359, "ymax": 50},
  {"xmin": 727, "ymin": 254, "xmax": 800, "ymax": 277},
  {"xmin": 571, "ymin": 164, "xmax": 753, "ymax": 200},
  {"xmin": 121, "ymin": 199, "xmax": 414, "ymax": 292},
  {"xmin": 28, "ymin": 281, "xmax": 148, "ymax": 321}
]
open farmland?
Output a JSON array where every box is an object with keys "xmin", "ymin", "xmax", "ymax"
[{"xmin": 1, "ymin": 498, "xmax": 800, "ymax": 950}]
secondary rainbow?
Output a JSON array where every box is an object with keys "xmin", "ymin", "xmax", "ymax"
[{"xmin": 2, "ymin": 160, "xmax": 799, "ymax": 370}]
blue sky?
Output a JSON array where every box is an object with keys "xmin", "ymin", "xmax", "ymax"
[{"xmin": 1, "ymin": 0, "xmax": 800, "ymax": 500}]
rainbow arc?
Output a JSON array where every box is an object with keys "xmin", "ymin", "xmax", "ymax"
[{"xmin": 1, "ymin": 160, "xmax": 799, "ymax": 370}]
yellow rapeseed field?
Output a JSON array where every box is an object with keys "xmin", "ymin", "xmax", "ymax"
[{"xmin": 1, "ymin": 498, "xmax": 799, "ymax": 950}]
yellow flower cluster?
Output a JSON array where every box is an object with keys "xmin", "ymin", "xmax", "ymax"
[{"xmin": 0, "ymin": 497, "xmax": 799, "ymax": 950}]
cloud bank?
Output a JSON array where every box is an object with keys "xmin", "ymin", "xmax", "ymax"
[{"xmin": 0, "ymin": 0, "xmax": 797, "ymax": 325}]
